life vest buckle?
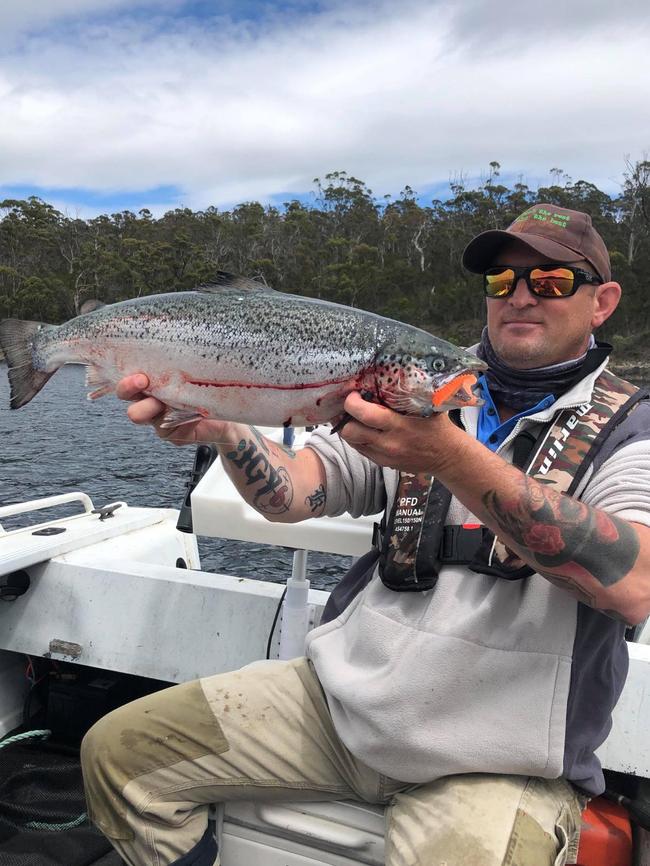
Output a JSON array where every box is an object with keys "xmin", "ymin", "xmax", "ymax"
[{"xmin": 440, "ymin": 524, "xmax": 487, "ymax": 565}]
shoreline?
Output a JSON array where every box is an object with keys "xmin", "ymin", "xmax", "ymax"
[{"xmin": 608, "ymin": 359, "xmax": 650, "ymax": 382}]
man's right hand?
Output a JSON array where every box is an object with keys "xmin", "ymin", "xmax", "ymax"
[
  {"xmin": 115, "ymin": 374, "xmax": 328, "ymax": 522},
  {"xmin": 115, "ymin": 374, "xmax": 238, "ymax": 447}
]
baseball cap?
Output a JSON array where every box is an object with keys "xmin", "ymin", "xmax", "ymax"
[{"xmin": 462, "ymin": 204, "xmax": 611, "ymax": 283}]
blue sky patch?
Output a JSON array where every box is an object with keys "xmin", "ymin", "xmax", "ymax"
[{"xmin": 0, "ymin": 184, "xmax": 184, "ymax": 217}]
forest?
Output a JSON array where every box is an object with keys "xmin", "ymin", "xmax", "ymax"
[{"xmin": 1, "ymin": 161, "xmax": 649, "ymax": 370}]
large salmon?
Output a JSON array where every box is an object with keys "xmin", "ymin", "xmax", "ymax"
[{"xmin": 0, "ymin": 274, "xmax": 486, "ymax": 427}]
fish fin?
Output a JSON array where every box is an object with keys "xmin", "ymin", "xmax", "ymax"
[
  {"xmin": 85, "ymin": 365, "xmax": 112, "ymax": 389},
  {"xmin": 88, "ymin": 382, "xmax": 115, "ymax": 400},
  {"xmin": 85, "ymin": 367, "xmax": 115, "ymax": 400},
  {"xmin": 79, "ymin": 299, "xmax": 106, "ymax": 314},
  {"xmin": 88, "ymin": 385, "xmax": 114, "ymax": 400},
  {"xmin": 0, "ymin": 319, "xmax": 56, "ymax": 409},
  {"xmin": 197, "ymin": 271, "xmax": 275, "ymax": 294},
  {"xmin": 159, "ymin": 408, "xmax": 207, "ymax": 429}
]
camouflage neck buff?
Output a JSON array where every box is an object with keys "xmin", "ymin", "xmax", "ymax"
[{"xmin": 477, "ymin": 329, "xmax": 608, "ymax": 412}]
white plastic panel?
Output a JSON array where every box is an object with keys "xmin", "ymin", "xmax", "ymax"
[
  {"xmin": 0, "ymin": 552, "xmax": 329, "ymax": 682},
  {"xmin": 222, "ymin": 800, "xmax": 384, "ymax": 866},
  {"xmin": 191, "ymin": 455, "xmax": 375, "ymax": 556},
  {"xmin": 221, "ymin": 834, "xmax": 339, "ymax": 866},
  {"xmin": 58, "ymin": 514, "xmax": 200, "ymax": 571},
  {"xmin": 0, "ymin": 504, "xmax": 182, "ymax": 577},
  {"xmin": 596, "ymin": 641, "xmax": 650, "ymax": 777}
]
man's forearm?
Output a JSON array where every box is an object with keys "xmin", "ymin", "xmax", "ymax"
[
  {"xmin": 436, "ymin": 432, "xmax": 650, "ymax": 625},
  {"xmin": 217, "ymin": 425, "xmax": 327, "ymax": 523},
  {"xmin": 481, "ymin": 470, "xmax": 641, "ymax": 621}
]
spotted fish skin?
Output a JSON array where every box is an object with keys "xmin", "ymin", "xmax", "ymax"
[{"xmin": 0, "ymin": 274, "xmax": 486, "ymax": 427}]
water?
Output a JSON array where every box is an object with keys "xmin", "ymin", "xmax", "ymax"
[{"xmin": 0, "ymin": 364, "xmax": 351, "ymax": 589}]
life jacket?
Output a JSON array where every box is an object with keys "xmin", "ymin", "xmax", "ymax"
[{"xmin": 321, "ymin": 369, "xmax": 648, "ymax": 621}]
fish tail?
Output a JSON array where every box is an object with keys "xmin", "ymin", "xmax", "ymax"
[{"xmin": 0, "ymin": 319, "xmax": 56, "ymax": 409}]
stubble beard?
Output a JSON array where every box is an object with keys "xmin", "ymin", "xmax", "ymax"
[
  {"xmin": 490, "ymin": 334, "xmax": 550, "ymax": 370},
  {"xmin": 493, "ymin": 333, "xmax": 590, "ymax": 370}
]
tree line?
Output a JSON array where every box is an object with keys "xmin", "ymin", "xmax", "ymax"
[{"xmin": 1, "ymin": 161, "xmax": 649, "ymax": 358}]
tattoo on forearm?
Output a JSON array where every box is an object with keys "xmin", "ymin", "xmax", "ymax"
[
  {"xmin": 250, "ymin": 427, "xmax": 270, "ymax": 455},
  {"xmin": 250, "ymin": 426, "xmax": 296, "ymax": 459},
  {"xmin": 305, "ymin": 484, "xmax": 326, "ymax": 514},
  {"xmin": 481, "ymin": 477, "xmax": 640, "ymax": 593},
  {"xmin": 226, "ymin": 437, "xmax": 294, "ymax": 514}
]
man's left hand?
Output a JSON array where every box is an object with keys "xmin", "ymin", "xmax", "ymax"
[{"xmin": 339, "ymin": 392, "xmax": 469, "ymax": 475}]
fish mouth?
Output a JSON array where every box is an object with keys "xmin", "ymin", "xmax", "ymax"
[
  {"xmin": 431, "ymin": 371, "xmax": 484, "ymax": 410},
  {"xmin": 462, "ymin": 354, "xmax": 489, "ymax": 372}
]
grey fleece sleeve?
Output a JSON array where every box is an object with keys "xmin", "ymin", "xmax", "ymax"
[
  {"xmin": 308, "ymin": 431, "xmax": 650, "ymax": 524},
  {"xmin": 305, "ymin": 428, "xmax": 388, "ymax": 518},
  {"xmin": 580, "ymin": 439, "xmax": 650, "ymax": 527}
]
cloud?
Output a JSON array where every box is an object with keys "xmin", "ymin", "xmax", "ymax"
[
  {"xmin": 0, "ymin": 0, "xmax": 147, "ymax": 39},
  {"xmin": 447, "ymin": 0, "xmax": 650, "ymax": 44},
  {"xmin": 0, "ymin": 0, "xmax": 649, "ymax": 214}
]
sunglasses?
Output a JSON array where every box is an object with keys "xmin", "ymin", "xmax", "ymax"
[{"xmin": 483, "ymin": 265, "xmax": 601, "ymax": 299}]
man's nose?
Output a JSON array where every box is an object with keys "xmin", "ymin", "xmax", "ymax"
[{"xmin": 508, "ymin": 278, "xmax": 537, "ymax": 306}]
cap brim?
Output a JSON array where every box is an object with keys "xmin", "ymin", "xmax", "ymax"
[{"xmin": 462, "ymin": 230, "xmax": 586, "ymax": 273}]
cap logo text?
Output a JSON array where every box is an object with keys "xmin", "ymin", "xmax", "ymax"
[{"xmin": 514, "ymin": 207, "xmax": 571, "ymax": 229}]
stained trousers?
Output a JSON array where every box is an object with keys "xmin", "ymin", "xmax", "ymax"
[{"xmin": 81, "ymin": 657, "xmax": 585, "ymax": 866}]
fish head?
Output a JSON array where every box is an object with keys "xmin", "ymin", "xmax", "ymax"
[{"xmin": 372, "ymin": 335, "xmax": 487, "ymax": 416}]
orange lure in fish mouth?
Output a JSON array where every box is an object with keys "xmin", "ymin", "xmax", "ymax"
[{"xmin": 431, "ymin": 372, "xmax": 484, "ymax": 410}]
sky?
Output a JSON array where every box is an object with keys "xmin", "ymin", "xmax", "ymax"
[{"xmin": 1, "ymin": 0, "xmax": 649, "ymax": 217}]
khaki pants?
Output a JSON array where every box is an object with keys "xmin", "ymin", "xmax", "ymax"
[{"xmin": 81, "ymin": 658, "xmax": 585, "ymax": 866}]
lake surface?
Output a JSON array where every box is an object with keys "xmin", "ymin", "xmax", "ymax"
[{"xmin": 0, "ymin": 364, "xmax": 351, "ymax": 589}]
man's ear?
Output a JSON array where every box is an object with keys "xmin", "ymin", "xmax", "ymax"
[{"xmin": 592, "ymin": 281, "xmax": 622, "ymax": 329}]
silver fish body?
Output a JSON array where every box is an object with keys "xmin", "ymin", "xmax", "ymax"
[{"xmin": 0, "ymin": 275, "xmax": 486, "ymax": 427}]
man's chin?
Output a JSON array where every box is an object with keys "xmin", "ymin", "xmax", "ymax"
[{"xmin": 491, "ymin": 338, "xmax": 549, "ymax": 370}]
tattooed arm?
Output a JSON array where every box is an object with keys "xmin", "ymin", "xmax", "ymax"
[
  {"xmin": 478, "ymin": 473, "xmax": 644, "ymax": 623},
  {"xmin": 218, "ymin": 424, "xmax": 328, "ymax": 523},
  {"xmin": 339, "ymin": 392, "xmax": 650, "ymax": 626},
  {"xmin": 116, "ymin": 375, "xmax": 328, "ymax": 524}
]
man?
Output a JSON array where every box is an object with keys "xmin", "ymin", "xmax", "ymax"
[{"xmin": 81, "ymin": 204, "xmax": 650, "ymax": 866}]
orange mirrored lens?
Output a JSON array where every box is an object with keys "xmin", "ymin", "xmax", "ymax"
[
  {"xmin": 530, "ymin": 268, "xmax": 574, "ymax": 297},
  {"xmin": 485, "ymin": 266, "xmax": 576, "ymax": 298},
  {"xmin": 485, "ymin": 268, "xmax": 515, "ymax": 297}
]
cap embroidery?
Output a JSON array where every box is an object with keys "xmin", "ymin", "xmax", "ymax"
[{"xmin": 513, "ymin": 206, "xmax": 571, "ymax": 229}]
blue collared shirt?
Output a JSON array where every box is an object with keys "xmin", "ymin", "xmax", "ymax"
[{"xmin": 476, "ymin": 375, "xmax": 556, "ymax": 452}]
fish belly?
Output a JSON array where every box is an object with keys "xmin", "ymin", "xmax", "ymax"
[
  {"xmin": 150, "ymin": 376, "xmax": 355, "ymax": 427},
  {"xmin": 73, "ymin": 340, "xmax": 360, "ymax": 426}
]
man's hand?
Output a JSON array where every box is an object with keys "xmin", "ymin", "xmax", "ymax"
[
  {"xmin": 339, "ymin": 390, "xmax": 650, "ymax": 626},
  {"xmin": 339, "ymin": 392, "xmax": 470, "ymax": 475},
  {"xmin": 115, "ymin": 373, "xmax": 328, "ymax": 523},
  {"xmin": 116, "ymin": 374, "xmax": 238, "ymax": 447}
]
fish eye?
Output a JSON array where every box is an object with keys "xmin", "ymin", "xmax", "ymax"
[{"xmin": 428, "ymin": 356, "xmax": 446, "ymax": 372}]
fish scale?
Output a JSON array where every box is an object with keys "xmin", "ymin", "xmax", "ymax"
[
  {"xmin": 0, "ymin": 273, "xmax": 486, "ymax": 427},
  {"xmin": 55, "ymin": 291, "xmax": 377, "ymax": 383}
]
